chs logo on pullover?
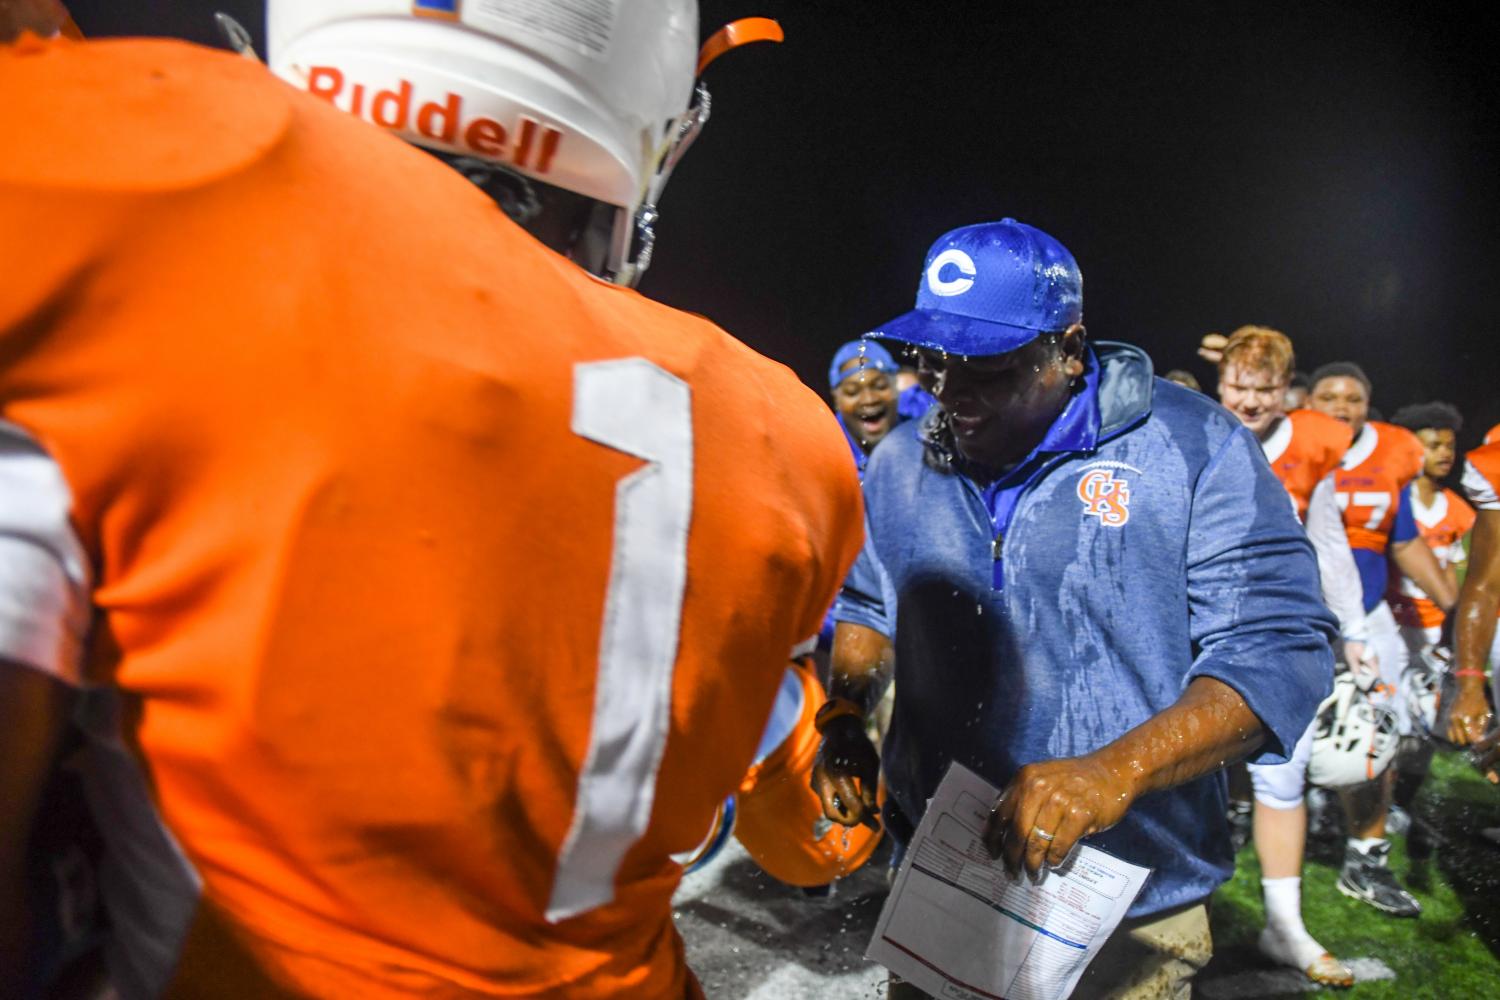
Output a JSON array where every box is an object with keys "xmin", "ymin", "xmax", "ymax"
[{"xmin": 1077, "ymin": 465, "xmax": 1134, "ymax": 527}]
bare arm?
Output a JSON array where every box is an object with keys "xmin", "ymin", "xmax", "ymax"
[
  {"xmin": 810, "ymin": 622, "xmax": 892, "ymax": 828},
  {"xmin": 1449, "ymin": 509, "xmax": 1500, "ymax": 752},
  {"xmin": 1391, "ymin": 536, "xmax": 1458, "ymax": 612},
  {"xmin": 983, "ymin": 676, "xmax": 1263, "ymax": 877},
  {"xmin": 827, "ymin": 620, "xmax": 894, "ymax": 714},
  {"xmin": 0, "ymin": 659, "xmax": 73, "ymax": 985},
  {"xmin": 1196, "ymin": 333, "xmax": 1227, "ymax": 365}
]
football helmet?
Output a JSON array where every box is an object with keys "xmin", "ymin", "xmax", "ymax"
[
  {"xmin": 671, "ymin": 794, "xmax": 736, "ymax": 875},
  {"xmin": 268, "ymin": 1, "xmax": 780, "ymax": 285},
  {"xmin": 1308, "ymin": 672, "xmax": 1399, "ymax": 788},
  {"xmin": 1404, "ymin": 645, "xmax": 1457, "ymax": 747}
]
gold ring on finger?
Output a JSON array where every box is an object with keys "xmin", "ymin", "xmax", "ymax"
[{"xmin": 1033, "ymin": 828, "xmax": 1056, "ymax": 842}]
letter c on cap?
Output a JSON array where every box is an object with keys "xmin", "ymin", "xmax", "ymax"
[{"xmin": 926, "ymin": 249, "xmax": 976, "ymax": 297}]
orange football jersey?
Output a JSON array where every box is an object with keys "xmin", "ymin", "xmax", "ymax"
[
  {"xmin": 1262, "ymin": 409, "xmax": 1353, "ymax": 518},
  {"xmin": 1387, "ymin": 486, "xmax": 1475, "ymax": 629},
  {"xmin": 0, "ymin": 37, "xmax": 862, "ymax": 999},
  {"xmin": 1485, "ymin": 424, "xmax": 1500, "ymax": 447},
  {"xmin": 1332, "ymin": 420, "xmax": 1425, "ymax": 553}
]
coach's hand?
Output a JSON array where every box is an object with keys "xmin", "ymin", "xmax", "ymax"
[
  {"xmin": 982, "ymin": 753, "xmax": 1135, "ymax": 879},
  {"xmin": 811, "ymin": 715, "xmax": 881, "ymax": 829}
]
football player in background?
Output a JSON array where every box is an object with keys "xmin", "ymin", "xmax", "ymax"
[
  {"xmin": 1387, "ymin": 402, "xmax": 1471, "ymax": 655},
  {"xmin": 0, "ymin": 3, "xmax": 865, "ymax": 997},
  {"xmin": 1307, "ymin": 363, "xmax": 1457, "ymax": 916},
  {"xmin": 1383, "ymin": 402, "xmax": 1493, "ymax": 858},
  {"xmin": 828, "ymin": 340, "xmax": 902, "ymax": 472},
  {"xmin": 820, "ymin": 340, "xmax": 909, "ymax": 741},
  {"xmin": 1216, "ymin": 328, "xmax": 1364, "ymax": 985}
]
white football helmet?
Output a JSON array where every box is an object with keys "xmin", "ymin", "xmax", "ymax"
[
  {"xmin": 267, "ymin": 1, "xmax": 779, "ymax": 285},
  {"xmin": 1308, "ymin": 672, "xmax": 1399, "ymax": 788},
  {"xmin": 1403, "ymin": 645, "xmax": 1457, "ymax": 747}
]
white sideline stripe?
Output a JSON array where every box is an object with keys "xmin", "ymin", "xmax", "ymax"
[{"xmin": 1198, "ymin": 957, "xmax": 1395, "ymax": 999}]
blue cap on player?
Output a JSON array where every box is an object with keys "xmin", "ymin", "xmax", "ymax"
[
  {"xmin": 828, "ymin": 339, "xmax": 898, "ymax": 389},
  {"xmin": 871, "ymin": 219, "xmax": 1083, "ymax": 358}
]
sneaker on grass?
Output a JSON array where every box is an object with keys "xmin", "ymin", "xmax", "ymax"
[{"xmin": 1337, "ymin": 840, "xmax": 1421, "ymax": 917}]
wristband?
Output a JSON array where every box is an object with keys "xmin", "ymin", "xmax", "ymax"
[
  {"xmin": 814, "ymin": 697, "xmax": 865, "ymax": 734},
  {"xmin": 1453, "ymin": 670, "xmax": 1488, "ymax": 679}
]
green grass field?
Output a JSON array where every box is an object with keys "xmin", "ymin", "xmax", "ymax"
[{"xmin": 1203, "ymin": 752, "xmax": 1500, "ymax": 997}]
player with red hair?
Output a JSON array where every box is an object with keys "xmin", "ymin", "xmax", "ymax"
[{"xmin": 1215, "ymin": 326, "xmax": 1362, "ymax": 984}]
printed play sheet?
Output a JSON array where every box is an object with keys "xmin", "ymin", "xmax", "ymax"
[{"xmin": 866, "ymin": 762, "xmax": 1151, "ymax": 1000}]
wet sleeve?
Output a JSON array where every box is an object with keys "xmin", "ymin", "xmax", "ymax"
[
  {"xmin": 831, "ymin": 514, "xmax": 894, "ymax": 639},
  {"xmin": 1464, "ymin": 459, "xmax": 1500, "ymax": 512},
  {"xmin": 0, "ymin": 421, "xmax": 90, "ymax": 684},
  {"xmin": 1389, "ymin": 487, "xmax": 1419, "ymax": 544},
  {"xmin": 1184, "ymin": 426, "xmax": 1338, "ymax": 763},
  {"xmin": 1305, "ymin": 475, "xmax": 1368, "ymax": 642}
]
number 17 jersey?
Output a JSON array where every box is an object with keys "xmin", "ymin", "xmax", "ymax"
[{"xmin": 1331, "ymin": 420, "xmax": 1424, "ymax": 612}]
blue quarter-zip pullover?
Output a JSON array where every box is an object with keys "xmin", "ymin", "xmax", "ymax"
[{"xmin": 834, "ymin": 342, "xmax": 1336, "ymax": 917}]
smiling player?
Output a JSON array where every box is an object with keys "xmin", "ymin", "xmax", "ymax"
[
  {"xmin": 828, "ymin": 340, "xmax": 902, "ymax": 471},
  {"xmin": 1216, "ymin": 327, "xmax": 1364, "ymax": 984},
  {"xmin": 1307, "ymin": 363, "xmax": 1457, "ymax": 917}
]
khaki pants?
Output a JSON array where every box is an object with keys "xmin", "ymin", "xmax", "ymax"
[{"xmin": 887, "ymin": 900, "xmax": 1211, "ymax": 1000}]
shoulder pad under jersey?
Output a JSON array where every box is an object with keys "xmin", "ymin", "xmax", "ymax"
[
  {"xmin": 1288, "ymin": 408, "xmax": 1355, "ymax": 465},
  {"xmin": 0, "ymin": 36, "xmax": 291, "ymax": 192}
]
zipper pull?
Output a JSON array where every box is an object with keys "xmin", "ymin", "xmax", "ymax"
[{"xmin": 991, "ymin": 532, "xmax": 1004, "ymax": 590}]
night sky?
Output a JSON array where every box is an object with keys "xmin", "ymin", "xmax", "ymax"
[{"xmin": 68, "ymin": 2, "xmax": 1498, "ymax": 450}]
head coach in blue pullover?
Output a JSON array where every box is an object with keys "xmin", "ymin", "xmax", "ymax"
[{"xmin": 810, "ymin": 220, "xmax": 1337, "ymax": 998}]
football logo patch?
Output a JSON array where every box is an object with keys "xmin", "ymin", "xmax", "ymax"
[{"xmin": 1077, "ymin": 468, "xmax": 1131, "ymax": 527}]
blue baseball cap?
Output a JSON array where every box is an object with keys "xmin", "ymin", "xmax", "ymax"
[
  {"xmin": 871, "ymin": 219, "xmax": 1083, "ymax": 357},
  {"xmin": 828, "ymin": 339, "xmax": 899, "ymax": 389}
]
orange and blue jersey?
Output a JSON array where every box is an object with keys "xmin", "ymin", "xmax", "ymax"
[
  {"xmin": 1261, "ymin": 409, "xmax": 1353, "ymax": 518},
  {"xmin": 1332, "ymin": 421, "xmax": 1425, "ymax": 611},
  {"xmin": 1387, "ymin": 486, "xmax": 1475, "ymax": 629}
]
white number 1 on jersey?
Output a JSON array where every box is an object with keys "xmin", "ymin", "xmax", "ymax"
[{"xmin": 546, "ymin": 359, "xmax": 694, "ymax": 924}]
